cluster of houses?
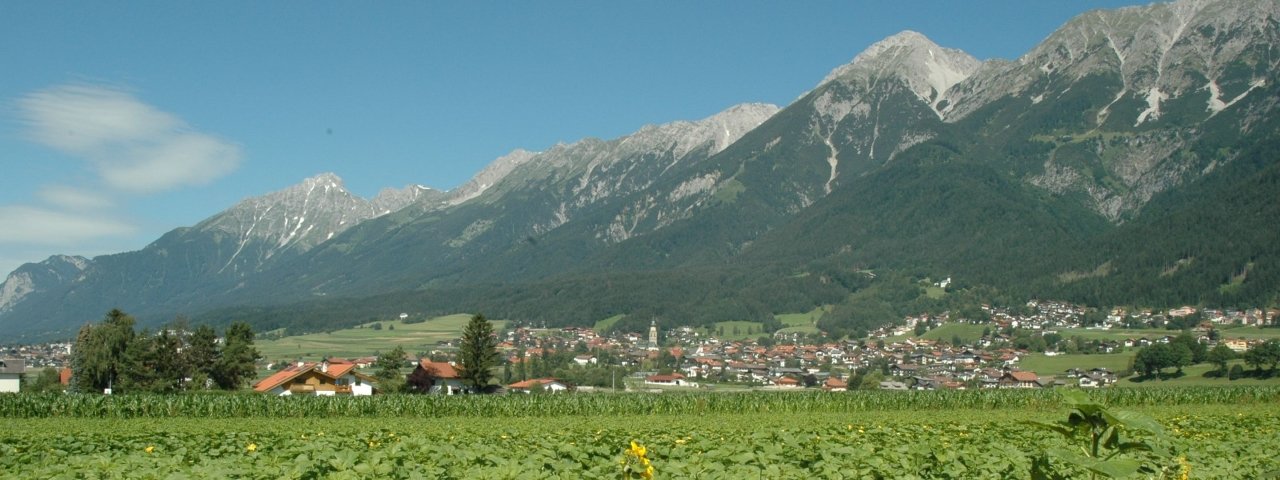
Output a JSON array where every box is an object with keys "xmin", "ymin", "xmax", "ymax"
[
  {"xmin": 251, "ymin": 357, "xmax": 572, "ymax": 396},
  {"xmin": 245, "ymin": 300, "xmax": 1277, "ymax": 396},
  {"xmin": 874, "ymin": 302, "xmax": 1277, "ymax": 340},
  {"xmin": 665, "ymin": 337, "xmax": 1121, "ymax": 391},
  {"xmin": 4, "ymin": 300, "xmax": 1274, "ymax": 395},
  {"xmin": 243, "ymin": 333, "xmax": 1130, "ymax": 396},
  {"xmin": 1, "ymin": 342, "xmax": 71, "ymax": 370}
]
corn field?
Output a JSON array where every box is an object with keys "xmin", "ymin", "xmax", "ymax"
[{"xmin": 2, "ymin": 386, "xmax": 1277, "ymax": 419}]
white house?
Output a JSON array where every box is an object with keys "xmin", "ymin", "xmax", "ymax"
[
  {"xmin": 645, "ymin": 373, "xmax": 696, "ymax": 387},
  {"xmin": 0, "ymin": 358, "xmax": 24, "ymax": 393},
  {"xmin": 507, "ymin": 377, "xmax": 571, "ymax": 393}
]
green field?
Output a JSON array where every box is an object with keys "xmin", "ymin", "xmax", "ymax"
[
  {"xmin": 775, "ymin": 306, "xmax": 829, "ymax": 327},
  {"xmin": 919, "ymin": 322, "xmax": 988, "ymax": 344},
  {"xmin": 592, "ymin": 314, "xmax": 625, "ymax": 333},
  {"xmin": 704, "ymin": 321, "xmax": 765, "ymax": 341},
  {"xmin": 1019, "ymin": 353, "xmax": 1280, "ymax": 388},
  {"xmin": 1214, "ymin": 326, "xmax": 1280, "ymax": 339},
  {"xmin": 1056, "ymin": 326, "xmax": 1280, "ymax": 342},
  {"xmin": 256, "ymin": 314, "xmax": 505, "ymax": 362},
  {"xmin": 1117, "ymin": 360, "xmax": 1280, "ymax": 388},
  {"xmin": 924, "ymin": 285, "xmax": 946, "ymax": 299},
  {"xmin": 1054, "ymin": 327, "xmax": 1185, "ymax": 341},
  {"xmin": 1018, "ymin": 352, "xmax": 1135, "ymax": 377},
  {"xmin": 2, "ymin": 390, "xmax": 1278, "ymax": 478},
  {"xmin": 774, "ymin": 307, "xmax": 827, "ymax": 336}
]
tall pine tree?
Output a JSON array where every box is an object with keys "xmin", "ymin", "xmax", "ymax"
[{"xmin": 458, "ymin": 314, "xmax": 499, "ymax": 393}]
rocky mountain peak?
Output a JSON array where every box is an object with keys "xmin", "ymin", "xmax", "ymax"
[
  {"xmin": 372, "ymin": 184, "xmax": 441, "ymax": 214},
  {"xmin": 626, "ymin": 103, "xmax": 781, "ymax": 159},
  {"xmin": 303, "ymin": 172, "xmax": 344, "ymax": 188},
  {"xmin": 699, "ymin": 103, "xmax": 782, "ymax": 153},
  {"xmin": 188, "ymin": 173, "xmax": 421, "ymax": 274},
  {"xmin": 0, "ymin": 255, "xmax": 91, "ymax": 313},
  {"xmin": 820, "ymin": 30, "xmax": 982, "ymax": 117},
  {"xmin": 446, "ymin": 149, "xmax": 539, "ymax": 206},
  {"xmin": 947, "ymin": 0, "xmax": 1277, "ymax": 123}
]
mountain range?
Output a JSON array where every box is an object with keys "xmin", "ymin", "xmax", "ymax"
[{"xmin": 3, "ymin": 0, "xmax": 1278, "ymax": 342}]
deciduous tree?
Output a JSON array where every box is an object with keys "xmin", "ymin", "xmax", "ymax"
[
  {"xmin": 213, "ymin": 322, "xmax": 259, "ymax": 390},
  {"xmin": 69, "ymin": 309, "xmax": 136, "ymax": 393},
  {"xmin": 373, "ymin": 345, "xmax": 408, "ymax": 393},
  {"xmin": 1205, "ymin": 343, "xmax": 1235, "ymax": 376},
  {"xmin": 184, "ymin": 325, "xmax": 220, "ymax": 390}
]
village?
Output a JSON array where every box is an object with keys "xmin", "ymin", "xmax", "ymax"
[{"xmin": 3, "ymin": 300, "xmax": 1276, "ymax": 396}]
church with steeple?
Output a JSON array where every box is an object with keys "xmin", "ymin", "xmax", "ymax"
[{"xmin": 647, "ymin": 319, "xmax": 659, "ymax": 351}]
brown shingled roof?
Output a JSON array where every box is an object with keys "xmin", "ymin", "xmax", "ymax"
[{"xmin": 417, "ymin": 360, "xmax": 460, "ymax": 379}]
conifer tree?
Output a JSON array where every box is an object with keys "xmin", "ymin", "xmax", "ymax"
[{"xmin": 458, "ymin": 314, "xmax": 499, "ymax": 393}]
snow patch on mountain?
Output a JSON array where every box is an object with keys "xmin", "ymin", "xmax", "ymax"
[{"xmin": 197, "ymin": 172, "xmax": 431, "ymax": 274}]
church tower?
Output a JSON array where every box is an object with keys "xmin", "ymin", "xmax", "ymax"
[{"xmin": 647, "ymin": 319, "xmax": 659, "ymax": 351}]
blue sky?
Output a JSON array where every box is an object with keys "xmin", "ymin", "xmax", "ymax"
[{"xmin": 0, "ymin": 0, "xmax": 1148, "ymax": 276}]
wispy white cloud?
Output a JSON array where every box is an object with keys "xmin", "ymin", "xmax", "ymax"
[
  {"xmin": 0, "ymin": 83, "xmax": 244, "ymax": 275},
  {"xmin": 98, "ymin": 132, "xmax": 241, "ymax": 192},
  {"xmin": 18, "ymin": 83, "xmax": 242, "ymax": 193},
  {"xmin": 0, "ymin": 206, "xmax": 135, "ymax": 245},
  {"xmin": 36, "ymin": 185, "xmax": 115, "ymax": 210}
]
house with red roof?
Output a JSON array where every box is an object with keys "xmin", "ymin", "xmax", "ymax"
[
  {"xmin": 507, "ymin": 377, "xmax": 571, "ymax": 394},
  {"xmin": 772, "ymin": 376, "xmax": 802, "ymax": 388},
  {"xmin": 645, "ymin": 373, "xmax": 694, "ymax": 387},
  {"xmin": 253, "ymin": 359, "xmax": 376, "ymax": 396},
  {"xmin": 998, "ymin": 371, "xmax": 1040, "ymax": 389},
  {"xmin": 409, "ymin": 360, "xmax": 465, "ymax": 395}
]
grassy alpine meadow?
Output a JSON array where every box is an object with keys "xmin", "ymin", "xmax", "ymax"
[{"xmin": 2, "ymin": 388, "xmax": 1278, "ymax": 478}]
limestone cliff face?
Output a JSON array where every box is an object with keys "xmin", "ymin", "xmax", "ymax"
[
  {"xmin": 0, "ymin": 255, "xmax": 89, "ymax": 314},
  {"xmin": 944, "ymin": 0, "xmax": 1280, "ymax": 221}
]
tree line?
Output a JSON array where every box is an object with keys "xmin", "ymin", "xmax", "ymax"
[
  {"xmin": 1133, "ymin": 334, "xmax": 1280, "ymax": 381},
  {"xmin": 69, "ymin": 309, "xmax": 259, "ymax": 394}
]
